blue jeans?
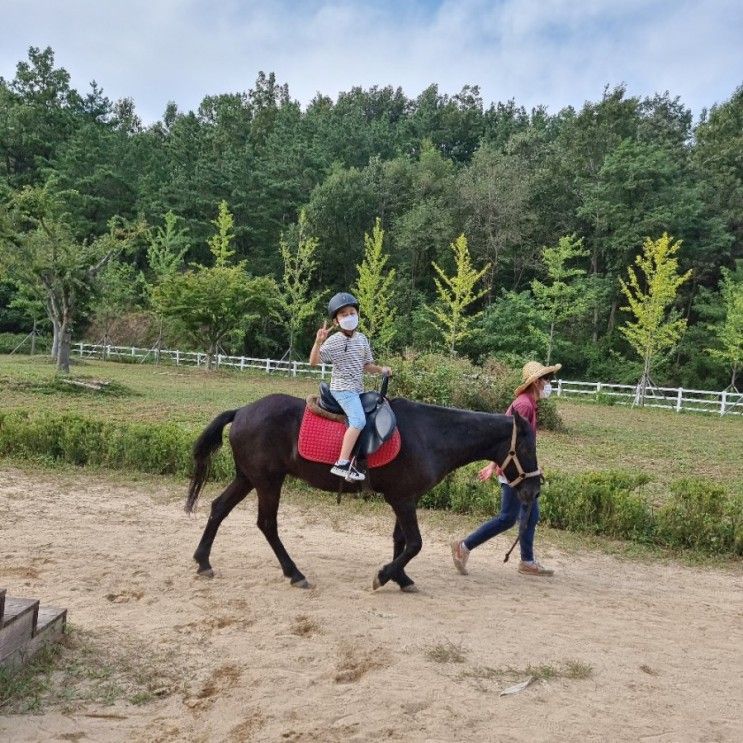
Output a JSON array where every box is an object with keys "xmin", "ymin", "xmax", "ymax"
[
  {"xmin": 463, "ymin": 483, "xmax": 539, "ymax": 562},
  {"xmin": 331, "ymin": 390, "xmax": 366, "ymax": 430}
]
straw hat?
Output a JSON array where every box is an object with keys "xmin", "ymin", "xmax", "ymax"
[{"xmin": 514, "ymin": 360, "xmax": 562, "ymax": 396}]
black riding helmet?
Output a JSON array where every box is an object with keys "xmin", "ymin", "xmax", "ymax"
[{"xmin": 327, "ymin": 292, "xmax": 359, "ymax": 319}]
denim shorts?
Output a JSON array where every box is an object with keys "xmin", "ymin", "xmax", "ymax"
[{"xmin": 331, "ymin": 390, "xmax": 366, "ymax": 430}]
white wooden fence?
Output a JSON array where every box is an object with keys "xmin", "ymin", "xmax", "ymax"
[
  {"xmin": 71, "ymin": 342, "xmax": 743, "ymax": 417},
  {"xmin": 72, "ymin": 342, "xmax": 330, "ymax": 378},
  {"xmin": 555, "ymin": 379, "xmax": 742, "ymax": 416}
]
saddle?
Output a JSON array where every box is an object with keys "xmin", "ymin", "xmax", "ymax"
[{"xmin": 318, "ymin": 377, "xmax": 397, "ymax": 459}]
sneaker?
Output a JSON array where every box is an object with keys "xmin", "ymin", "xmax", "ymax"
[
  {"xmin": 330, "ymin": 461, "xmax": 365, "ymax": 482},
  {"xmin": 450, "ymin": 540, "xmax": 470, "ymax": 575},
  {"xmin": 518, "ymin": 560, "xmax": 554, "ymax": 577}
]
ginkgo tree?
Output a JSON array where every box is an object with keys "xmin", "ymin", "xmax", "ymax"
[
  {"xmin": 427, "ymin": 234, "xmax": 489, "ymax": 356},
  {"xmin": 531, "ymin": 234, "xmax": 592, "ymax": 365},
  {"xmin": 619, "ymin": 233, "xmax": 692, "ymax": 405},
  {"xmin": 278, "ymin": 210, "xmax": 320, "ymax": 359},
  {"xmin": 353, "ymin": 218, "xmax": 397, "ymax": 354},
  {"xmin": 708, "ymin": 265, "xmax": 743, "ymax": 391}
]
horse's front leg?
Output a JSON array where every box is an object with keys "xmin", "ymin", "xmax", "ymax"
[
  {"xmin": 389, "ymin": 519, "xmax": 416, "ymax": 591},
  {"xmin": 255, "ymin": 477, "xmax": 309, "ymax": 588},
  {"xmin": 373, "ymin": 499, "xmax": 421, "ymax": 592},
  {"xmin": 193, "ymin": 475, "xmax": 252, "ymax": 577}
]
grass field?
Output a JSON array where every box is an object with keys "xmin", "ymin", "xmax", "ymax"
[{"xmin": 2, "ymin": 354, "xmax": 741, "ymax": 495}]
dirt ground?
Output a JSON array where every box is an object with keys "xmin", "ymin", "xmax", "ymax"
[{"xmin": 1, "ymin": 466, "xmax": 741, "ymax": 743}]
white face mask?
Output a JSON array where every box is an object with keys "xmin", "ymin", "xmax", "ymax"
[
  {"xmin": 338, "ymin": 314, "xmax": 358, "ymax": 331},
  {"xmin": 541, "ymin": 382, "xmax": 553, "ymax": 399}
]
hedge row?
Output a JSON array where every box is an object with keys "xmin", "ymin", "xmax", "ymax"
[
  {"xmin": 0, "ymin": 410, "xmax": 233, "ymax": 481},
  {"xmin": 422, "ymin": 466, "xmax": 742, "ymax": 556},
  {"xmin": 1, "ymin": 411, "xmax": 740, "ymax": 555}
]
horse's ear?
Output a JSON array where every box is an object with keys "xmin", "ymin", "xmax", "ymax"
[{"xmin": 512, "ymin": 410, "xmax": 526, "ymax": 430}]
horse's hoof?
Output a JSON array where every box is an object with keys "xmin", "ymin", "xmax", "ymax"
[
  {"xmin": 372, "ymin": 575, "xmax": 381, "ymax": 591},
  {"xmin": 291, "ymin": 577, "xmax": 311, "ymax": 589},
  {"xmin": 197, "ymin": 568, "xmax": 214, "ymax": 578},
  {"xmin": 400, "ymin": 583, "xmax": 419, "ymax": 593}
]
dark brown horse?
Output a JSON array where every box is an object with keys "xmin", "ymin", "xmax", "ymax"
[{"xmin": 186, "ymin": 394, "xmax": 541, "ymax": 591}]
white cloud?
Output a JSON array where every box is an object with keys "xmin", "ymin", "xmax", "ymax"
[{"xmin": 1, "ymin": 0, "xmax": 740, "ymax": 123}]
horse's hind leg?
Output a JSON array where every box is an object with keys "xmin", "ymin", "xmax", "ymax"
[
  {"xmin": 255, "ymin": 478, "xmax": 309, "ymax": 588},
  {"xmin": 193, "ymin": 473, "xmax": 252, "ymax": 577}
]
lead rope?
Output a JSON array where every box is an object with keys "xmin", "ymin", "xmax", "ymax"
[{"xmin": 503, "ymin": 499, "xmax": 533, "ymax": 563}]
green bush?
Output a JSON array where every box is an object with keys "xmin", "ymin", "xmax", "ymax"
[
  {"xmin": 0, "ymin": 411, "xmax": 233, "ymax": 481},
  {"xmin": 540, "ymin": 470, "xmax": 654, "ymax": 541},
  {"xmin": 0, "ymin": 332, "xmax": 52, "ymax": 354},
  {"xmin": 387, "ymin": 352, "xmax": 562, "ymax": 430},
  {"xmin": 656, "ymin": 478, "xmax": 743, "ymax": 555},
  {"xmin": 420, "ymin": 465, "xmax": 498, "ymax": 514}
]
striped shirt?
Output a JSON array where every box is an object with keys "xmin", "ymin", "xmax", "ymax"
[{"xmin": 319, "ymin": 331, "xmax": 373, "ymax": 392}]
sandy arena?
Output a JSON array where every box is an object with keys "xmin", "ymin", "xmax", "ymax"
[{"xmin": 1, "ymin": 466, "xmax": 741, "ymax": 742}]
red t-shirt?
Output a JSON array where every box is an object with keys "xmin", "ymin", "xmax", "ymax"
[
  {"xmin": 495, "ymin": 392, "xmax": 538, "ymax": 479},
  {"xmin": 506, "ymin": 392, "xmax": 538, "ymax": 435}
]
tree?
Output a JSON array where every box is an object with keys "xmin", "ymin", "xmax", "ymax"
[
  {"xmin": 618, "ymin": 233, "xmax": 692, "ymax": 404},
  {"xmin": 531, "ymin": 235, "xmax": 592, "ymax": 364},
  {"xmin": 427, "ymin": 234, "xmax": 488, "ymax": 355},
  {"xmin": 152, "ymin": 201, "xmax": 280, "ymax": 369},
  {"xmin": 0, "ymin": 182, "xmax": 137, "ymax": 372},
  {"xmin": 278, "ymin": 210, "xmax": 320, "ymax": 359},
  {"xmin": 693, "ymin": 86, "xmax": 743, "ymax": 252},
  {"xmin": 707, "ymin": 266, "xmax": 743, "ymax": 390},
  {"xmin": 146, "ymin": 211, "xmax": 189, "ymax": 281},
  {"xmin": 457, "ymin": 144, "xmax": 535, "ymax": 296},
  {"xmin": 88, "ymin": 258, "xmax": 144, "ymax": 344},
  {"xmin": 0, "ymin": 46, "xmax": 82, "ymax": 187},
  {"xmin": 353, "ymin": 218, "xmax": 397, "ymax": 352}
]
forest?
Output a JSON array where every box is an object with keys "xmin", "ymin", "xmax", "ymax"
[{"xmin": 0, "ymin": 47, "xmax": 740, "ymax": 388}]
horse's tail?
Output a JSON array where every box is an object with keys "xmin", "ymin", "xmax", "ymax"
[{"xmin": 185, "ymin": 409, "xmax": 238, "ymax": 513}]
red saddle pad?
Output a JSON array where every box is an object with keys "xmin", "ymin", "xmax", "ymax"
[{"xmin": 298, "ymin": 407, "xmax": 401, "ymax": 467}]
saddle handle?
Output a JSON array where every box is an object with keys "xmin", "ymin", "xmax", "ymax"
[{"xmin": 380, "ymin": 371, "xmax": 390, "ymax": 398}]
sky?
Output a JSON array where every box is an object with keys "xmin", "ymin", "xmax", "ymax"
[{"xmin": 2, "ymin": 0, "xmax": 742, "ymax": 124}]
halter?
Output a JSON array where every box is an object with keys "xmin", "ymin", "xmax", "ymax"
[
  {"xmin": 498, "ymin": 418, "xmax": 542, "ymax": 563},
  {"xmin": 497, "ymin": 418, "xmax": 542, "ymax": 487}
]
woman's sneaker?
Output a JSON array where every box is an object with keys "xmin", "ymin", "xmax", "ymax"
[
  {"xmin": 330, "ymin": 461, "xmax": 365, "ymax": 481},
  {"xmin": 450, "ymin": 540, "xmax": 470, "ymax": 575},
  {"xmin": 518, "ymin": 560, "xmax": 554, "ymax": 576}
]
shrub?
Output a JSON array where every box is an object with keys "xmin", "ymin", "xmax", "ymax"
[
  {"xmin": 387, "ymin": 352, "xmax": 562, "ymax": 429},
  {"xmin": 0, "ymin": 411, "xmax": 233, "ymax": 481},
  {"xmin": 420, "ymin": 465, "xmax": 498, "ymax": 514},
  {"xmin": 656, "ymin": 478, "xmax": 742, "ymax": 555},
  {"xmin": 540, "ymin": 470, "xmax": 654, "ymax": 541},
  {"xmin": 0, "ymin": 332, "xmax": 52, "ymax": 355}
]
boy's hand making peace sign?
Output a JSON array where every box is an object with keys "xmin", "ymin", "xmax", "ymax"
[{"xmin": 315, "ymin": 321, "xmax": 329, "ymax": 344}]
